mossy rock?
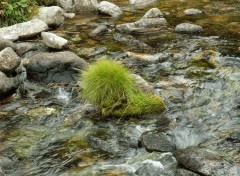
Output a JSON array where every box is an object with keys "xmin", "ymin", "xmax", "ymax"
[
  {"xmin": 190, "ymin": 50, "xmax": 220, "ymax": 69},
  {"xmin": 81, "ymin": 59, "xmax": 166, "ymax": 117}
]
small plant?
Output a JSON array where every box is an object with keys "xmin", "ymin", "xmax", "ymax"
[{"xmin": 81, "ymin": 59, "xmax": 166, "ymax": 116}]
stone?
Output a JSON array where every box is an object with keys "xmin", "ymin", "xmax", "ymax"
[
  {"xmin": 0, "ymin": 37, "xmax": 16, "ymax": 51},
  {"xmin": 191, "ymin": 50, "xmax": 219, "ymax": 68},
  {"xmin": 23, "ymin": 51, "xmax": 88, "ymax": 83},
  {"xmin": 0, "ymin": 19, "xmax": 48, "ymax": 41},
  {"xmin": 113, "ymin": 33, "xmax": 148, "ymax": 48},
  {"xmin": 73, "ymin": 0, "xmax": 98, "ymax": 12},
  {"xmin": 184, "ymin": 8, "xmax": 203, "ymax": 15},
  {"xmin": 97, "ymin": 1, "xmax": 123, "ymax": 17},
  {"xmin": 140, "ymin": 131, "xmax": 176, "ymax": 152},
  {"xmin": 64, "ymin": 13, "xmax": 75, "ymax": 19},
  {"xmin": 41, "ymin": 32, "xmax": 68, "ymax": 49},
  {"xmin": 0, "ymin": 47, "xmax": 20, "ymax": 75},
  {"xmin": 173, "ymin": 147, "xmax": 240, "ymax": 176},
  {"xmin": 15, "ymin": 42, "xmax": 37, "ymax": 56},
  {"xmin": 35, "ymin": 6, "xmax": 65, "ymax": 27},
  {"xmin": 175, "ymin": 168, "xmax": 200, "ymax": 176},
  {"xmin": 116, "ymin": 8, "xmax": 167, "ymax": 34},
  {"xmin": 58, "ymin": 0, "xmax": 73, "ymax": 12},
  {"xmin": 175, "ymin": 23, "xmax": 203, "ymax": 34},
  {"xmin": 126, "ymin": 52, "xmax": 161, "ymax": 62},
  {"xmin": 130, "ymin": 0, "xmax": 157, "ymax": 7},
  {"xmin": 132, "ymin": 74, "xmax": 153, "ymax": 92},
  {"xmin": 89, "ymin": 25, "xmax": 108, "ymax": 37},
  {"xmin": 0, "ymin": 71, "xmax": 19, "ymax": 98}
]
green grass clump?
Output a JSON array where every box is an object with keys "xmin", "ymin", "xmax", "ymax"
[{"xmin": 81, "ymin": 59, "xmax": 166, "ymax": 116}]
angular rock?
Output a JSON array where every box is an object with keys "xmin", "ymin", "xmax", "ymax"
[
  {"xmin": 23, "ymin": 51, "xmax": 88, "ymax": 83},
  {"xmin": 41, "ymin": 32, "xmax": 68, "ymax": 49},
  {"xmin": 130, "ymin": 0, "xmax": 157, "ymax": 7},
  {"xmin": 0, "ymin": 19, "xmax": 48, "ymax": 41},
  {"xmin": 116, "ymin": 8, "xmax": 167, "ymax": 34},
  {"xmin": 175, "ymin": 23, "xmax": 203, "ymax": 34},
  {"xmin": 58, "ymin": 0, "xmax": 73, "ymax": 12},
  {"xmin": 35, "ymin": 6, "xmax": 65, "ymax": 27},
  {"xmin": 89, "ymin": 24, "xmax": 108, "ymax": 37},
  {"xmin": 143, "ymin": 8, "xmax": 163, "ymax": 18},
  {"xmin": 0, "ymin": 47, "xmax": 20, "ymax": 75},
  {"xmin": 0, "ymin": 71, "xmax": 19, "ymax": 98},
  {"xmin": 15, "ymin": 42, "xmax": 37, "ymax": 56},
  {"xmin": 0, "ymin": 37, "xmax": 16, "ymax": 51},
  {"xmin": 173, "ymin": 147, "xmax": 240, "ymax": 176},
  {"xmin": 73, "ymin": 0, "xmax": 98, "ymax": 12},
  {"xmin": 141, "ymin": 131, "xmax": 176, "ymax": 152},
  {"xmin": 184, "ymin": 8, "xmax": 203, "ymax": 15},
  {"xmin": 97, "ymin": 1, "xmax": 123, "ymax": 17}
]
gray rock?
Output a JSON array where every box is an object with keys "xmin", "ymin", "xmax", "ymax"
[
  {"xmin": 116, "ymin": 8, "xmax": 167, "ymax": 33},
  {"xmin": 0, "ymin": 19, "xmax": 48, "ymax": 41},
  {"xmin": 132, "ymin": 74, "xmax": 153, "ymax": 92},
  {"xmin": 73, "ymin": 0, "xmax": 98, "ymax": 12},
  {"xmin": 175, "ymin": 23, "xmax": 203, "ymax": 34},
  {"xmin": 41, "ymin": 32, "xmax": 68, "ymax": 49},
  {"xmin": 184, "ymin": 8, "xmax": 203, "ymax": 15},
  {"xmin": 0, "ymin": 47, "xmax": 20, "ymax": 75},
  {"xmin": 113, "ymin": 33, "xmax": 148, "ymax": 48},
  {"xmin": 141, "ymin": 131, "xmax": 176, "ymax": 152},
  {"xmin": 0, "ymin": 37, "xmax": 16, "ymax": 51},
  {"xmin": 23, "ymin": 51, "xmax": 88, "ymax": 83},
  {"xmin": 58, "ymin": 0, "xmax": 73, "ymax": 12},
  {"xmin": 97, "ymin": 1, "xmax": 123, "ymax": 17},
  {"xmin": 89, "ymin": 24, "xmax": 108, "ymax": 37},
  {"xmin": 0, "ymin": 71, "xmax": 19, "ymax": 98},
  {"xmin": 173, "ymin": 147, "xmax": 240, "ymax": 176},
  {"xmin": 35, "ymin": 6, "xmax": 65, "ymax": 27},
  {"xmin": 175, "ymin": 168, "xmax": 200, "ymax": 176},
  {"xmin": 130, "ymin": 0, "xmax": 157, "ymax": 7},
  {"xmin": 135, "ymin": 160, "xmax": 165, "ymax": 176},
  {"xmin": 15, "ymin": 42, "xmax": 37, "ymax": 56}
]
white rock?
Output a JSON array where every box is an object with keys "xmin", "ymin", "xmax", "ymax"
[
  {"xmin": 97, "ymin": 1, "xmax": 123, "ymax": 17},
  {"xmin": 130, "ymin": 0, "xmax": 157, "ymax": 7},
  {"xmin": 143, "ymin": 8, "xmax": 163, "ymax": 18},
  {"xmin": 64, "ymin": 13, "xmax": 75, "ymax": 19},
  {"xmin": 58, "ymin": 0, "xmax": 73, "ymax": 12},
  {"xmin": 73, "ymin": 0, "xmax": 98, "ymax": 12},
  {"xmin": 41, "ymin": 32, "xmax": 68, "ymax": 49},
  {"xmin": 184, "ymin": 8, "xmax": 203, "ymax": 15},
  {"xmin": 0, "ymin": 19, "xmax": 48, "ymax": 41},
  {"xmin": 175, "ymin": 23, "xmax": 203, "ymax": 33}
]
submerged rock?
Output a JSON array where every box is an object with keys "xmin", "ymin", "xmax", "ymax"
[
  {"xmin": 89, "ymin": 24, "xmax": 108, "ymax": 37},
  {"xmin": 116, "ymin": 8, "xmax": 167, "ymax": 34},
  {"xmin": 174, "ymin": 147, "xmax": 240, "ymax": 176},
  {"xmin": 73, "ymin": 0, "xmax": 98, "ymax": 12},
  {"xmin": 184, "ymin": 8, "xmax": 203, "ymax": 15},
  {"xmin": 0, "ymin": 71, "xmax": 19, "ymax": 98},
  {"xmin": 175, "ymin": 23, "xmax": 203, "ymax": 34},
  {"xmin": 23, "ymin": 51, "xmax": 88, "ymax": 83},
  {"xmin": 0, "ymin": 47, "xmax": 20, "ymax": 75},
  {"xmin": 41, "ymin": 32, "xmax": 68, "ymax": 49},
  {"xmin": 0, "ymin": 19, "xmax": 48, "ymax": 41},
  {"xmin": 97, "ymin": 1, "xmax": 123, "ymax": 17}
]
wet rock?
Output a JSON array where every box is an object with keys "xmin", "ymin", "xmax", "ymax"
[
  {"xmin": 175, "ymin": 23, "xmax": 203, "ymax": 34},
  {"xmin": 58, "ymin": 0, "xmax": 73, "ymax": 12},
  {"xmin": 75, "ymin": 47, "xmax": 106, "ymax": 58},
  {"xmin": 141, "ymin": 131, "xmax": 176, "ymax": 152},
  {"xmin": 0, "ymin": 47, "xmax": 20, "ymax": 75},
  {"xmin": 97, "ymin": 1, "xmax": 123, "ymax": 17},
  {"xmin": 0, "ymin": 19, "xmax": 48, "ymax": 41},
  {"xmin": 143, "ymin": 8, "xmax": 163, "ymax": 18},
  {"xmin": 89, "ymin": 24, "xmax": 108, "ymax": 37},
  {"xmin": 173, "ymin": 147, "xmax": 240, "ymax": 176},
  {"xmin": 15, "ymin": 42, "xmax": 37, "ymax": 56},
  {"xmin": 63, "ymin": 13, "xmax": 75, "ymax": 19},
  {"xmin": 130, "ymin": 0, "xmax": 157, "ymax": 7},
  {"xmin": 0, "ymin": 71, "xmax": 19, "ymax": 98},
  {"xmin": 73, "ymin": 0, "xmax": 98, "ymax": 12},
  {"xmin": 0, "ymin": 37, "xmax": 16, "ymax": 51},
  {"xmin": 41, "ymin": 32, "xmax": 68, "ymax": 50},
  {"xmin": 116, "ymin": 8, "xmax": 167, "ymax": 34},
  {"xmin": 114, "ymin": 33, "xmax": 148, "ymax": 48},
  {"xmin": 175, "ymin": 168, "xmax": 200, "ymax": 176},
  {"xmin": 135, "ymin": 160, "xmax": 165, "ymax": 176},
  {"xmin": 184, "ymin": 8, "xmax": 203, "ymax": 15},
  {"xmin": 126, "ymin": 52, "xmax": 161, "ymax": 62},
  {"xmin": 25, "ymin": 107, "xmax": 56, "ymax": 118},
  {"xmin": 23, "ymin": 51, "xmax": 88, "ymax": 83},
  {"xmin": 34, "ymin": 6, "xmax": 65, "ymax": 27},
  {"xmin": 191, "ymin": 50, "xmax": 219, "ymax": 69}
]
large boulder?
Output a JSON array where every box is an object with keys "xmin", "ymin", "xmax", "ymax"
[
  {"xmin": 175, "ymin": 23, "xmax": 203, "ymax": 34},
  {"xmin": 0, "ymin": 37, "xmax": 16, "ymax": 51},
  {"xmin": 73, "ymin": 0, "xmax": 98, "ymax": 12},
  {"xmin": 0, "ymin": 19, "xmax": 48, "ymax": 41},
  {"xmin": 174, "ymin": 147, "xmax": 240, "ymax": 176},
  {"xmin": 116, "ymin": 8, "xmax": 167, "ymax": 34},
  {"xmin": 41, "ymin": 32, "xmax": 68, "ymax": 49},
  {"xmin": 0, "ymin": 47, "xmax": 20, "ymax": 75},
  {"xmin": 35, "ymin": 6, "xmax": 65, "ymax": 27},
  {"xmin": 130, "ymin": 0, "xmax": 157, "ymax": 7},
  {"xmin": 97, "ymin": 1, "xmax": 123, "ymax": 17},
  {"xmin": 0, "ymin": 71, "xmax": 19, "ymax": 98},
  {"xmin": 23, "ymin": 51, "xmax": 88, "ymax": 83}
]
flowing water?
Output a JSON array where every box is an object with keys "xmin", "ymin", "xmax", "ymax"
[{"xmin": 1, "ymin": 0, "xmax": 240, "ymax": 175}]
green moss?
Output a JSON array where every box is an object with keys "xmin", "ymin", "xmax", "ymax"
[{"xmin": 81, "ymin": 60, "xmax": 166, "ymax": 117}]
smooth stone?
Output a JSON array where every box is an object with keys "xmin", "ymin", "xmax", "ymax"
[
  {"xmin": 130, "ymin": 0, "xmax": 157, "ymax": 7},
  {"xmin": 0, "ymin": 71, "xmax": 19, "ymax": 98},
  {"xmin": 73, "ymin": 0, "xmax": 98, "ymax": 12},
  {"xmin": 41, "ymin": 32, "xmax": 68, "ymax": 49},
  {"xmin": 0, "ymin": 37, "xmax": 16, "ymax": 51},
  {"xmin": 97, "ymin": 1, "xmax": 123, "ymax": 17},
  {"xmin": 89, "ymin": 24, "xmax": 108, "ymax": 37},
  {"xmin": 15, "ymin": 42, "xmax": 37, "ymax": 56},
  {"xmin": 184, "ymin": 8, "xmax": 203, "ymax": 15},
  {"xmin": 175, "ymin": 23, "xmax": 203, "ymax": 34}
]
